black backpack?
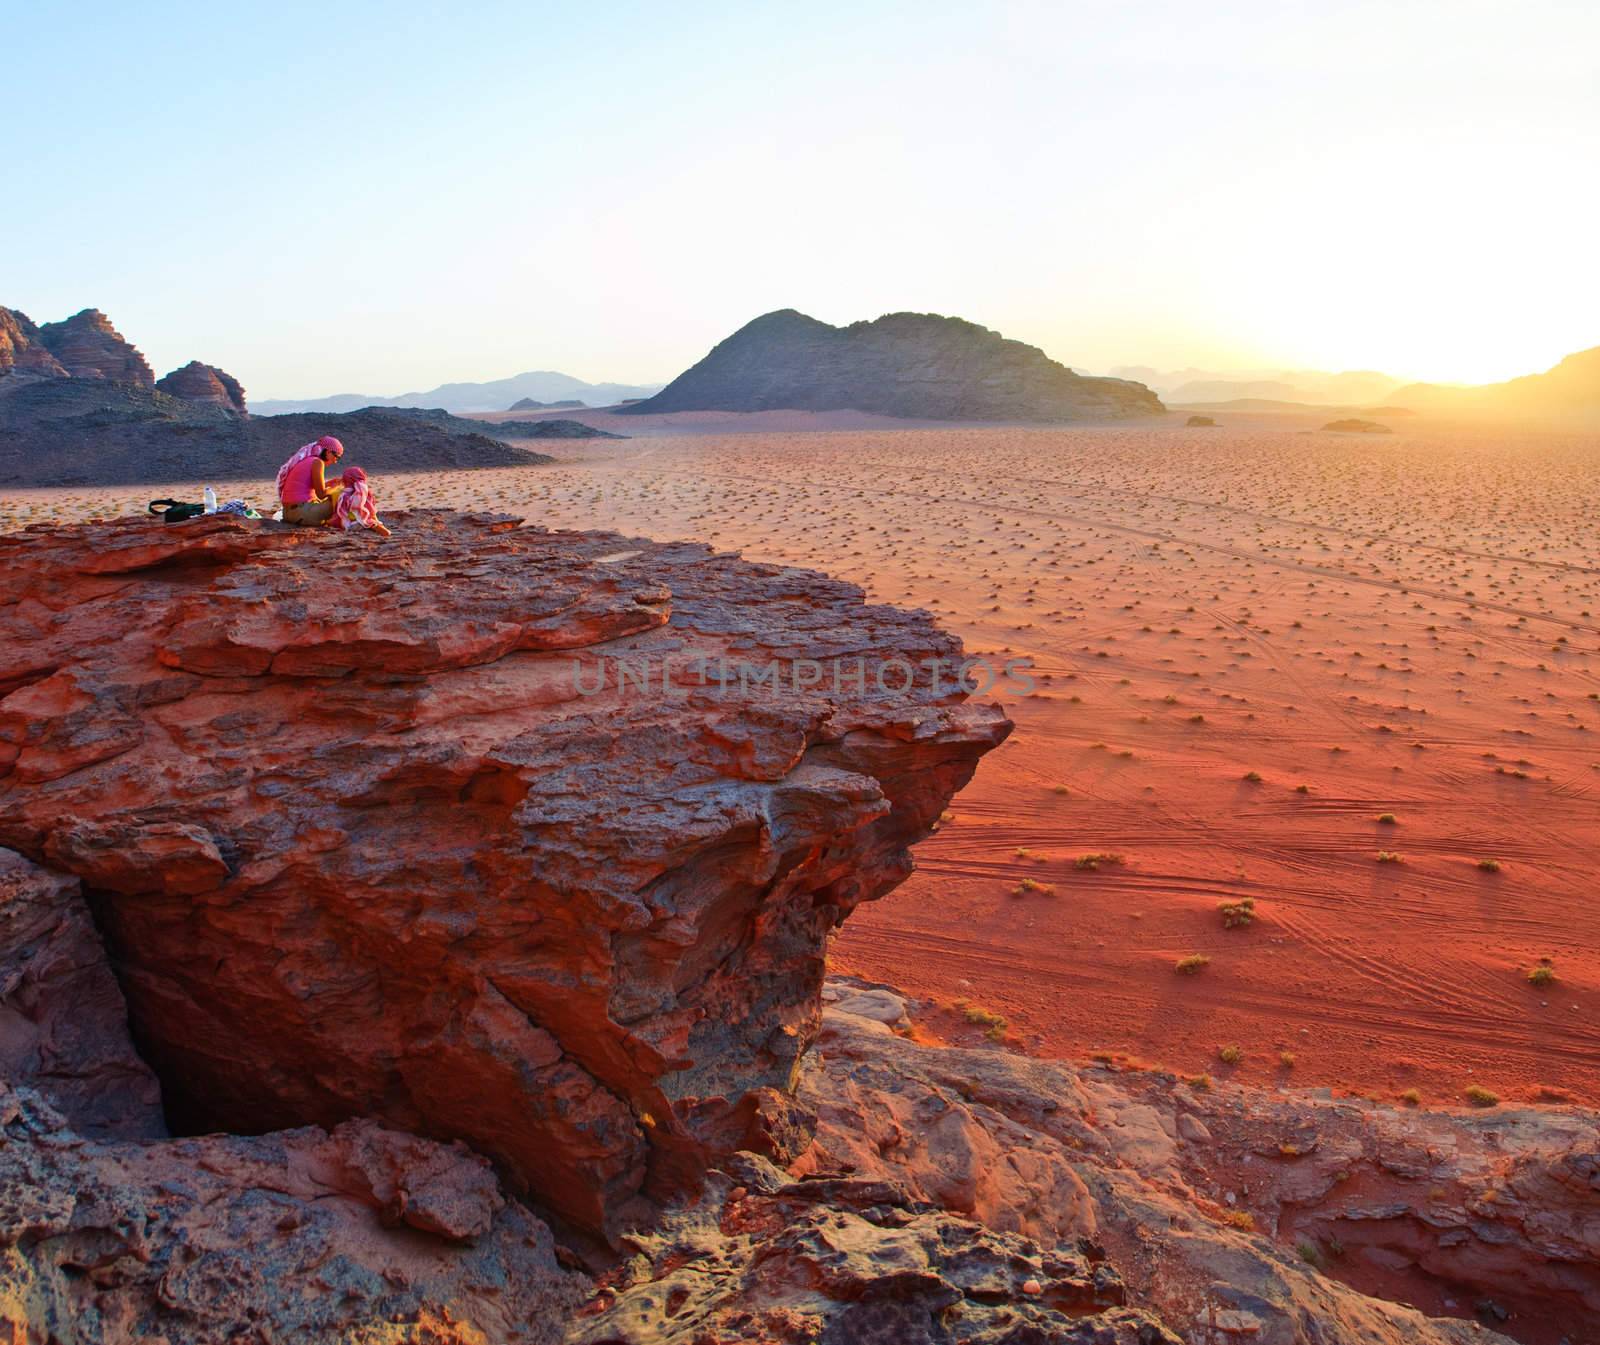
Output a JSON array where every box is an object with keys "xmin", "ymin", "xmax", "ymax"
[{"xmin": 148, "ymin": 499, "xmax": 207, "ymax": 524}]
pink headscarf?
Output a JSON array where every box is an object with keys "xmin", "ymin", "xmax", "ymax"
[
  {"xmin": 332, "ymin": 465, "xmax": 380, "ymax": 530},
  {"xmin": 276, "ymin": 436, "xmax": 343, "ymax": 498}
]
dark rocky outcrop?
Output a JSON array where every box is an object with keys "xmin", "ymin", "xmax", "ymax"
[
  {"xmin": 35, "ymin": 308, "xmax": 155, "ymax": 385},
  {"xmin": 1322, "ymin": 418, "xmax": 1392, "ymax": 433},
  {"xmin": 351, "ymin": 405, "xmax": 620, "ymax": 440},
  {"xmin": 511, "ymin": 397, "xmax": 586, "ymax": 411},
  {"xmin": 156, "ymin": 359, "xmax": 248, "ymax": 415},
  {"xmin": 1186, "ymin": 414, "xmax": 1218, "ymax": 427},
  {"xmin": 0, "ymin": 385, "xmax": 564, "ymax": 488},
  {"xmin": 621, "ymin": 309, "xmax": 1165, "ymax": 422}
]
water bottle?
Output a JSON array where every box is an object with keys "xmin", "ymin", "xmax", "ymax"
[{"xmin": 204, "ymin": 486, "xmax": 218, "ymax": 514}]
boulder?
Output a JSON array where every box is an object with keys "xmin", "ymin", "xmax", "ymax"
[
  {"xmin": 0, "ymin": 386, "xmax": 560, "ymax": 489},
  {"xmin": 0, "ymin": 511, "xmax": 1010, "ymax": 1240}
]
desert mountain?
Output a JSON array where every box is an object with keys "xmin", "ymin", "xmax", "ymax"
[
  {"xmin": 622, "ymin": 309, "xmax": 1164, "ymax": 421},
  {"xmin": 1394, "ymin": 345, "xmax": 1600, "ymax": 421},
  {"xmin": 253, "ymin": 371, "xmax": 661, "ymax": 416}
]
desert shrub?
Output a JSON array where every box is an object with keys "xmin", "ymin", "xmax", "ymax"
[
  {"xmin": 1219, "ymin": 898, "xmax": 1255, "ymax": 929},
  {"xmin": 1174, "ymin": 954, "xmax": 1210, "ymax": 975},
  {"xmin": 1464, "ymin": 1085, "xmax": 1499, "ymax": 1108}
]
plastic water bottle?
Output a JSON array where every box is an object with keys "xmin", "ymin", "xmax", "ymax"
[{"xmin": 204, "ymin": 486, "xmax": 217, "ymax": 514}]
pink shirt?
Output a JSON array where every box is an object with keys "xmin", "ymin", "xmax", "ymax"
[{"xmin": 281, "ymin": 455, "xmax": 321, "ymax": 505}]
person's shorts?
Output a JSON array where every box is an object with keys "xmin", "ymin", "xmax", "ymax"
[{"xmin": 282, "ymin": 494, "xmax": 337, "ymax": 525}]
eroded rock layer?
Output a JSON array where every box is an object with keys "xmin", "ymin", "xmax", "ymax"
[
  {"xmin": 35, "ymin": 308, "xmax": 155, "ymax": 385},
  {"xmin": 0, "ymin": 307, "xmax": 69, "ymax": 384},
  {"xmin": 0, "ymin": 511, "xmax": 1009, "ymax": 1239},
  {"xmin": 155, "ymin": 359, "xmax": 248, "ymax": 414}
]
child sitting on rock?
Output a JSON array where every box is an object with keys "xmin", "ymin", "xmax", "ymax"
[{"xmin": 330, "ymin": 466, "xmax": 392, "ymax": 539}]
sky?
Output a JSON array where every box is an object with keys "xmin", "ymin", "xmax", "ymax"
[{"xmin": 9, "ymin": 0, "xmax": 1599, "ymax": 400}]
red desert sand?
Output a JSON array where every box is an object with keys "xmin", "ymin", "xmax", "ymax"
[{"xmin": 9, "ymin": 408, "xmax": 1596, "ymax": 1110}]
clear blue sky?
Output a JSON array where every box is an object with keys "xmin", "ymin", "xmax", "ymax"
[{"xmin": 10, "ymin": 0, "xmax": 1598, "ymax": 398}]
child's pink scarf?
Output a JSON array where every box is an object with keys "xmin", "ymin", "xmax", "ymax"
[{"xmin": 333, "ymin": 467, "xmax": 380, "ymax": 530}]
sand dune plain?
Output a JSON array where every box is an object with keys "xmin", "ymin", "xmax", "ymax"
[{"xmin": 9, "ymin": 410, "xmax": 1597, "ymax": 1109}]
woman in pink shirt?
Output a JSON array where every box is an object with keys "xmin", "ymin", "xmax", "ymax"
[{"xmin": 277, "ymin": 436, "xmax": 346, "ymax": 525}]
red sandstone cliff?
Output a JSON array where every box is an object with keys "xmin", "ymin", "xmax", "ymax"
[
  {"xmin": 155, "ymin": 359, "xmax": 248, "ymax": 414},
  {"xmin": 0, "ymin": 307, "xmax": 69, "ymax": 384},
  {"xmin": 35, "ymin": 308, "xmax": 155, "ymax": 385}
]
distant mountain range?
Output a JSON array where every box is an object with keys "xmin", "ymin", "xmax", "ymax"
[
  {"xmin": 253, "ymin": 371, "xmax": 662, "ymax": 417},
  {"xmin": 623, "ymin": 310, "xmax": 1163, "ymax": 421},
  {"xmin": 1112, "ymin": 365, "xmax": 1405, "ymax": 406}
]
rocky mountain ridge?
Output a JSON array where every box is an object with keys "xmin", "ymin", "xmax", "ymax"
[
  {"xmin": 0, "ymin": 307, "xmax": 623, "ymax": 487},
  {"xmin": 0, "ymin": 306, "xmax": 245, "ymax": 415},
  {"xmin": 623, "ymin": 309, "xmax": 1165, "ymax": 421}
]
